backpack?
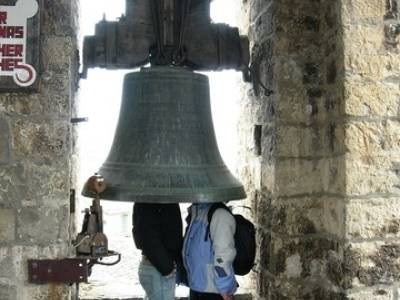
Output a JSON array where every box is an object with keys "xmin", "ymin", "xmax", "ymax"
[{"xmin": 204, "ymin": 203, "xmax": 256, "ymax": 276}]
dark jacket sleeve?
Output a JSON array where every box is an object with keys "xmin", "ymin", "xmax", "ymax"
[{"xmin": 133, "ymin": 204, "xmax": 180, "ymax": 276}]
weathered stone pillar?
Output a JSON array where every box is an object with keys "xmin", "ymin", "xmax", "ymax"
[
  {"xmin": 0, "ymin": 1, "xmax": 79, "ymax": 299},
  {"xmin": 340, "ymin": 0, "xmax": 400, "ymax": 298},
  {"xmin": 239, "ymin": 0, "xmax": 400, "ymax": 299}
]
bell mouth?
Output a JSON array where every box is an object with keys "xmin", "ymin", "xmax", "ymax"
[
  {"xmin": 82, "ymin": 181, "xmax": 246, "ymax": 203},
  {"xmin": 82, "ymin": 66, "xmax": 246, "ymax": 203}
]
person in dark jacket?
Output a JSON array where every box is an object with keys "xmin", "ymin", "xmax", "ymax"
[{"xmin": 132, "ymin": 203, "xmax": 183, "ymax": 300}]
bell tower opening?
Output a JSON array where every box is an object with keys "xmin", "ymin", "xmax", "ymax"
[{"xmin": 77, "ymin": 0, "xmax": 249, "ymax": 299}]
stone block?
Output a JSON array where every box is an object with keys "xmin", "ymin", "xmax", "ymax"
[
  {"xmin": 252, "ymin": 191, "xmax": 272, "ymax": 229},
  {"xmin": 0, "ymin": 164, "xmax": 29, "ymax": 207},
  {"xmin": 41, "ymin": 71, "xmax": 73, "ymax": 118},
  {"xmin": 273, "ymin": 59, "xmax": 307, "ymax": 112},
  {"xmin": 0, "ymin": 247, "xmax": 16, "ymax": 280},
  {"xmin": 0, "ymin": 160, "xmax": 69, "ymax": 207},
  {"xmin": 274, "ymin": 0, "xmax": 321, "ymax": 36},
  {"xmin": 250, "ymin": 8, "xmax": 273, "ymax": 42},
  {"xmin": 41, "ymin": 36, "xmax": 75, "ymax": 74},
  {"xmin": 275, "ymin": 157, "xmax": 345, "ymax": 197},
  {"xmin": 257, "ymin": 229, "xmax": 272, "ymax": 276},
  {"xmin": 249, "ymin": 0, "xmax": 272, "ymax": 24},
  {"xmin": 346, "ymin": 288, "xmax": 394, "ymax": 300},
  {"xmin": 19, "ymin": 285, "xmax": 71, "ymax": 300},
  {"xmin": 260, "ymin": 159, "xmax": 275, "ymax": 193},
  {"xmin": 274, "ymin": 61, "xmax": 344, "ymax": 123},
  {"xmin": 0, "ymin": 246, "xmax": 69, "ymax": 290},
  {"xmin": 343, "ymin": 24, "xmax": 385, "ymax": 55},
  {"xmin": 345, "ymin": 121, "xmax": 400, "ymax": 156},
  {"xmin": 267, "ymin": 281, "xmax": 345, "ymax": 300},
  {"xmin": 344, "ymin": 54, "xmax": 400, "ymax": 81},
  {"xmin": 272, "ymin": 0, "xmax": 340, "ymax": 58},
  {"xmin": 0, "ymin": 284, "xmax": 17, "ymax": 300},
  {"xmin": 345, "ymin": 154, "xmax": 400, "ymax": 196},
  {"xmin": 259, "ymin": 124, "xmax": 274, "ymax": 159},
  {"xmin": 275, "ymin": 123, "xmax": 345, "ymax": 158},
  {"xmin": 346, "ymin": 198, "xmax": 400, "ymax": 239},
  {"xmin": 0, "ymin": 81, "xmax": 71, "ymax": 116},
  {"xmin": 16, "ymin": 207, "xmax": 70, "ymax": 245},
  {"xmin": 0, "ymin": 117, "xmax": 10, "ymax": 164},
  {"xmin": 270, "ymin": 0, "xmax": 342, "ymax": 59},
  {"xmin": 266, "ymin": 236, "xmax": 341, "ymax": 285},
  {"xmin": 345, "ymin": 80, "xmax": 400, "ymax": 116},
  {"xmin": 250, "ymin": 157, "xmax": 263, "ymax": 190},
  {"xmin": 11, "ymin": 119, "xmax": 70, "ymax": 161},
  {"xmin": 273, "ymin": 34, "xmax": 322, "ymax": 57},
  {"xmin": 21, "ymin": 160, "xmax": 70, "ymax": 206},
  {"xmin": 343, "ymin": 242, "xmax": 400, "ymax": 288},
  {"xmin": 41, "ymin": 0, "xmax": 76, "ymax": 36},
  {"xmin": 271, "ymin": 197, "xmax": 344, "ymax": 237},
  {"xmin": 342, "ymin": 0, "xmax": 386, "ymax": 23},
  {"xmin": 0, "ymin": 209, "xmax": 15, "ymax": 242},
  {"xmin": 0, "ymin": 95, "xmax": 38, "ymax": 115},
  {"xmin": 70, "ymin": 0, "xmax": 79, "ymax": 33}
]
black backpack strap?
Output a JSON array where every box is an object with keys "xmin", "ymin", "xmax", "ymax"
[
  {"xmin": 204, "ymin": 203, "xmax": 230, "ymax": 241},
  {"xmin": 184, "ymin": 205, "xmax": 193, "ymax": 236}
]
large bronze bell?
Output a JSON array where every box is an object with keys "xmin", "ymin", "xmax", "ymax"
[{"xmin": 82, "ymin": 67, "xmax": 246, "ymax": 203}]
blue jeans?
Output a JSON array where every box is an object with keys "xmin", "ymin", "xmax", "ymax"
[{"xmin": 138, "ymin": 259, "xmax": 176, "ymax": 300}]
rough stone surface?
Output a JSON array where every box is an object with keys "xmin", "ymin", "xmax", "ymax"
[
  {"xmin": 346, "ymin": 288, "xmax": 394, "ymax": 300},
  {"xmin": 0, "ymin": 163, "xmax": 31, "ymax": 207},
  {"xmin": 271, "ymin": 197, "xmax": 344, "ymax": 238},
  {"xmin": 0, "ymin": 1, "xmax": 79, "ymax": 299},
  {"xmin": 0, "ymin": 247, "xmax": 16, "ymax": 280},
  {"xmin": 345, "ymin": 154, "xmax": 400, "ymax": 196},
  {"xmin": 275, "ymin": 157, "xmax": 345, "ymax": 196},
  {"xmin": 16, "ymin": 206, "xmax": 70, "ymax": 245},
  {"xmin": 344, "ymin": 80, "xmax": 400, "ymax": 117},
  {"xmin": 346, "ymin": 198, "xmax": 400, "ymax": 239},
  {"xmin": 41, "ymin": 0, "xmax": 78, "ymax": 36},
  {"xmin": 11, "ymin": 119, "xmax": 69, "ymax": 161},
  {"xmin": 0, "ymin": 209, "xmax": 15, "ymax": 242},
  {"xmin": 0, "ymin": 284, "xmax": 17, "ymax": 300},
  {"xmin": 275, "ymin": 123, "xmax": 345, "ymax": 158},
  {"xmin": 343, "ymin": 25, "xmax": 385, "ymax": 55},
  {"xmin": 343, "ymin": 242, "xmax": 400, "ymax": 288},
  {"xmin": 345, "ymin": 121, "xmax": 400, "ymax": 155},
  {"xmin": 19, "ymin": 284, "xmax": 72, "ymax": 300},
  {"xmin": 239, "ymin": 0, "xmax": 400, "ymax": 298},
  {"xmin": 0, "ymin": 117, "xmax": 10, "ymax": 164}
]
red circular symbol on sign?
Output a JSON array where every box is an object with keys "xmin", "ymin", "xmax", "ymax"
[{"xmin": 14, "ymin": 63, "xmax": 36, "ymax": 87}]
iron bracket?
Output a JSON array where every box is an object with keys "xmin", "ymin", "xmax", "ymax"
[{"xmin": 28, "ymin": 258, "xmax": 88, "ymax": 284}]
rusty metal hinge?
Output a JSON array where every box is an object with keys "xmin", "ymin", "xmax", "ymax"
[{"xmin": 28, "ymin": 259, "xmax": 88, "ymax": 284}]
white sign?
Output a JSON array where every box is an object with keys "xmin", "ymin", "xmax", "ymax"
[{"xmin": 0, "ymin": 0, "xmax": 38, "ymax": 87}]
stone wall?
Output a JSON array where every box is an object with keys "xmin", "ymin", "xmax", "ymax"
[
  {"xmin": 0, "ymin": 1, "xmax": 79, "ymax": 299},
  {"xmin": 239, "ymin": 0, "xmax": 400, "ymax": 299},
  {"xmin": 341, "ymin": 0, "xmax": 400, "ymax": 298}
]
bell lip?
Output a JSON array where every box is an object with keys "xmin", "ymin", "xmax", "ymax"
[{"xmin": 81, "ymin": 186, "xmax": 247, "ymax": 203}]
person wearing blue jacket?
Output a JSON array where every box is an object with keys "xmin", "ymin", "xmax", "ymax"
[{"xmin": 182, "ymin": 203, "xmax": 237, "ymax": 300}]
